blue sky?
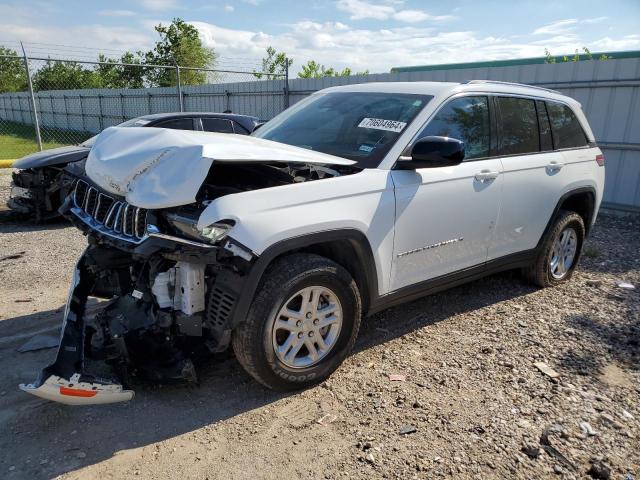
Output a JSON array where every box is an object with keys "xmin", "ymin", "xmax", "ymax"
[{"xmin": 1, "ymin": 0, "xmax": 639, "ymax": 73}]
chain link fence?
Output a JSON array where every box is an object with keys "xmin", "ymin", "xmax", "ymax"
[{"xmin": 0, "ymin": 52, "xmax": 288, "ymax": 163}]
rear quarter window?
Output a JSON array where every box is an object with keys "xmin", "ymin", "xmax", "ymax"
[
  {"xmin": 202, "ymin": 118, "xmax": 235, "ymax": 134},
  {"xmin": 546, "ymin": 102, "xmax": 589, "ymax": 149}
]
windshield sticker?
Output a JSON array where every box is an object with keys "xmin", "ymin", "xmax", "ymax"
[
  {"xmin": 358, "ymin": 117, "xmax": 407, "ymax": 133},
  {"xmin": 358, "ymin": 144, "xmax": 374, "ymax": 153}
]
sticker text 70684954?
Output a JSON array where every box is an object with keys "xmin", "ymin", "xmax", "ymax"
[{"xmin": 358, "ymin": 118, "xmax": 407, "ymax": 133}]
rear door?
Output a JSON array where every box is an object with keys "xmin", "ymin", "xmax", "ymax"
[
  {"xmin": 488, "ymin": 97, "xmax": 566, "ymax": 260},
  {"xmin": 390, "ymin": 95, "xmax": 503, "ymax": 290}
]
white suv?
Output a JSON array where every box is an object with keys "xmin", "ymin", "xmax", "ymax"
[{"xmin": 21, "ymin": 81, "xmax": 604, "ymax": 404}]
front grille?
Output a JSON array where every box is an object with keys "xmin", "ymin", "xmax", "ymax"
[{"xmin": 73, "ymin": 180, "xmax": 148, "ymax": 242}]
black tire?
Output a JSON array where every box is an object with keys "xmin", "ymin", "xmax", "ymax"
[
  {"xmin": 232, "ymin": 253, "xmax": 362, "ymax": 391},
  {"xmin": 523, "ymin": 210, "xmax": 585, "ymax": 287}
]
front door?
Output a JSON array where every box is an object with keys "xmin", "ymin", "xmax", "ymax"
[{"xmin": 390, "ymin": 95, "xmax": 502, "ymax": 291}]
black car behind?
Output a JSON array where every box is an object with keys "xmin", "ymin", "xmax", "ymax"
[{"xmin": 8, "ymin": 112, "xmax": 260, "ymax": 221}]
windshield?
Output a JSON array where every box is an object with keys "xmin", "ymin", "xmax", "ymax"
[
  {"xmin": 253, "ymin": 92, "xmax": 431, "ymax": 168},
  {"xmin": 80, "ymin": 117, "xmax": 152, "ymax": 147}
]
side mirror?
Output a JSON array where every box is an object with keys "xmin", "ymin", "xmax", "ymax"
[{"xmin": 397, "ymin": 136, "xmax": 465, "ymax": 169}]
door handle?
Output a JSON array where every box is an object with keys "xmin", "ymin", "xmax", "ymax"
[
  {"xmin": 474, "ymin": 170, "xmax": 499, "ymax": 182},
  {"xmin": 546, "ymin": 161, "xmax": 564, "ymax": 172}
]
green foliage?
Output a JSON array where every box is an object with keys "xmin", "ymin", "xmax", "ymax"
[
  {"xmin": 298, "ymin": 60, "xmax": 368, "ymax": 78},
  {"xmin": 32, "ymin": 60, "xmax": 102, "ymax": 91},
  {"xmin": 0, "ymin": 19, "xmax": 216, "ymax": 92},
  {"xmin": 0, "ymin": 47, "xmax": 28, "ymax": 93},
  {"xmin": 254, "ymin": 46, "xmax": 291, "ymax": 79},
  {"xmin": 95, "ymin": 52, "xmax": 146, "ymax": 89},
  {"xmin": 544, "ymin": 47, "xmax": 611, "ymax": 64},
  {"xmin": 145, "ymin": 18, "xmax": 216, "ymax": 86},
  {"xmin": 252, "ymin": 47, "xmax": 367, "ymax": 79}
]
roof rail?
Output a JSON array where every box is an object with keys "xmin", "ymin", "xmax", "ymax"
[{"xmin": 465, "ymin": 79, "xmax": 561, "ymax": 95}]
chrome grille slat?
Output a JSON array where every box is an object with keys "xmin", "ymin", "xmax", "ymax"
[{"xmin": 71, "ymin": 180, "xmax": 148, "ymax": 244}]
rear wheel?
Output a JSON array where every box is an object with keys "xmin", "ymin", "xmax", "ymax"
[
  {"xmin": 523, "ymin": 210, "xmax": 585, "ymax": 287},
  {"xmin": 232, "ymin": 253, "xmax": 361, "ymax": 391}
]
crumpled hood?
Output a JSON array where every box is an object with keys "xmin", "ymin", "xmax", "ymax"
[
  {"xmin": 13, "ymin": 145, "xmax": 89, "ymax": 169},
  {"xmin": 86, "ymin": 127, "xmax": 355, "ymax": 209}
]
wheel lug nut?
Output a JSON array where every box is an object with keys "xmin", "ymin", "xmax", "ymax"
[
  {"xmin": 306, "ymin": 312, "xmax": 312, "ymax": 319},
  {"xmin": 308, "ymin": 332, "xmax": 314, "ymax": 337},
  {"xmin": 296, "ymin": 320, "xmax": 302, "ymax": 327},
  {"xmin": 298, "ymin": 332, "xmax": 304, "ymax": 338},
  {"xmin": 313, "ymin": 319, "xmax": 319, "ymax": 325}
]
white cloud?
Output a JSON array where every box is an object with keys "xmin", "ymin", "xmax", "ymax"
[
  {"xmin": 533, "ymin": 19, "xmax": 578, "ymax": 36},
  {"xmin": 336, "ymin": 0, "xmax": 453, "ymax": 23},
  {"xmin": 590, "ymin": 34, "xmax": 640, "ymax": 50},
  {"xmin": 138, "ymin": 0, "xmax": 178, "ymax": 11},
  {"xmin": 98, "ymin": 9, "xmax": 137, "ymax": 17},
  {"xmin": 0, "ymin": 22, "xmax": 155, "ymax": 55},
  {"xmin": 337, "ymin": 0, "xmax": 394, "ymax": 20},
  {"xmin": 224, "ymin": 5, "xmax": 234, "ymax": 12},
  {"xmin": 533, "ymin": 17, "xmax": 609, "ymax": 36},
  {"xmin": 191, "ymin": 19, "xmax": 640, "ymax": 74},
  {"xmin": 582, "ymin": 16, "xmax": 608, "ymax": 24}
]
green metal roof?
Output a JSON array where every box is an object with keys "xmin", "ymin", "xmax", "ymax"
[{"xmin": 390, "ymin": 50, "xmax": 640, "ymax": 73}]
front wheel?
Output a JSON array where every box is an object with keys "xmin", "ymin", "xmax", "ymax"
[
  {"xmin": 232, "ymin": 253, "xmax": 362, "ymax": 391},
  {"xmin": 523, "ymin": 210, "xmax": 585, "ymax": 287}
]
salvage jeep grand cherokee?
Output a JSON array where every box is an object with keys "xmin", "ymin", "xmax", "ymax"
[{"xmin": 21, "ymin": 81, "xmax": 605, "ymax": 405}]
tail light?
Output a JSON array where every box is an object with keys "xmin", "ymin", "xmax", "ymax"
[{"xmin": 595, "ymin": 154, "xmax": 605, "ymax": 167}]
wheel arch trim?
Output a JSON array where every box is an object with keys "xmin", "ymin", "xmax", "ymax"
[
  {"xmin": 537, "ymin": 186, "xmax": 597, "ymax": 248},
  {"xmin": 229, "ymin": 229, "xmax": 379, "ymax": 328}
]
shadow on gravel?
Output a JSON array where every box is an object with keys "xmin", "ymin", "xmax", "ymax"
[
  {"xmin": 559, "ymin": 309, "xmax": 640, "ymax": 377},
  {"xmin": 0, "ymin": 211, "xmax": 70, "ymax": 232},
  {"xmin": 1, "ymin": 270, "xmax": 534, "ymax": 479},
  {"xmin": 355, "ymin": 270, "xmax": 536, "ymax": 354}
]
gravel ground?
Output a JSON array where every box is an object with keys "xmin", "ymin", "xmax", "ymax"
[{"xmin": 0, "ymin": 169, "xmax": 638, "ymax": 480}]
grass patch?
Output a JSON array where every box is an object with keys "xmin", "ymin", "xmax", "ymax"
[{"xmin": 0, "ymin": 120, "xmax": 92, "ymax": 160}]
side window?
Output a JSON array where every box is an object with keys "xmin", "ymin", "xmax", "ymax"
[
  {"xmin": 496, "ymin": 97, "xmax": 539, "ymax": 155},
  {"xmin": 232, "ymin": 122, "xmax": 251, "ymax": 135},
  {"xmin": 546, "ymin": 101, "xmax": 589, "ymax": 149},
  {"xmin": 202, "ymin": 118, "xmax": 235, "ymax": 134},
  {"xmin": 536, "ymin": 100, "xmax": 553, "ymax": 151},
  {"xmin": 417, "ymin": 96, "xmax": 490, "ymax": 160},
  {"xmin": 153, "ymin": 118, "xmax": 195, "ymax": 130}
]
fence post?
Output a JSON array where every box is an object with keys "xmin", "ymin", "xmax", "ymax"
[
  {"xmin": 284, "ymin": 57, "xmax": 290, "ymax": 109},
  {"xmin": 175, "ymin": 62, "xmax": 184, "ymax": 112},
  {"xmin": 20, "ymin": 42, "xmax": 42, "ymax": 151}
]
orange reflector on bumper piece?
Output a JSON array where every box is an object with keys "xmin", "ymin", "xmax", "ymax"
[
  {"xmin": 59, "ymin": 386, "xmax": 98, "ymax": 397},
  {"xmin": 596, "ymin": 154, "xmax": 605, "ymax": 166}
]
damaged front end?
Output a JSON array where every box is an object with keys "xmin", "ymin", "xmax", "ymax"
[
  {"xmin": 8, "ymin": 167, "xmax": 73, "ymax": 221},
  {"xmin": 21, "ymin": 127, "xmax": 356, "ymax": 405},
  {"xmin": 21, "ymin": 196, "xmax": 254, "ymax": 405}
]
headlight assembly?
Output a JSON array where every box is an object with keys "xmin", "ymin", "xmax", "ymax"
[{"xmin": 165, "ymin": 212, "xmax": 234, "ymax": 244}]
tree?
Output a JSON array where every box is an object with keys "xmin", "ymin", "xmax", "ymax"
[
  {"xmin": 95, "ymin": 52, "xmax": 146, "ymax": 89},
  {"xmin": 298, "ymin": 60, "xmax": 368, "ymax": 79},
  {"xmin": 254, "ymin": 46, "xmax": 291, "ymax": 79},
  {"xmin": 0, "ymin": 47, "xmax": 28, "ymax": 93},
  {"xmin": 32, "ymin": 60, "xmax": 101, "ymax": 90},
  {"xmin": 144, "ymin": 18, "xmax": 216, "ymax": 86},
  {"xmin": 544, "ymin": 47, "xmax": 611, "ymax": 64}
]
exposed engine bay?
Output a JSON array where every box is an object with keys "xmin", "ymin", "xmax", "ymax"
[
  {"xmin": 20, "ymin": 150, "xmax": 358, "ymax": 405},
  {"xmin": 9, "ymin": 166, "xmax": 74, "ymax": 221}
]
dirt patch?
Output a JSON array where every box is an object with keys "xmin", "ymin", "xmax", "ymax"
[{"xmin": 0, "ymin": 171, "xmax": 638, "ymax": 479}]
